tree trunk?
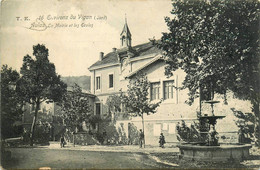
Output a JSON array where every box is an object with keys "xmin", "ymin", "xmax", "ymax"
[
  {"xmin": 199, "ymin": 85, "xmax": 202, "ymax": 116},
  {"xmin": 211, "ymin": 81, "xmax": 214, "ymax": 100},
  {"xmin": 141, "ymin": 113, "xmax": 145, "ymax": 148},
  {"xmin": 30, "ymin": 100, "xmax": 40, "ymax": 146},
  {"xmin": 73, "ymin": 133, "xmax": 75, "ymax": 147},
  {"xmin": 253, "ymin": 101, "xmax": 260, "ymax": 148}
]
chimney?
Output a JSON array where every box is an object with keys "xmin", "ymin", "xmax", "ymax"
[
  {"xmin": 112, "ymin": 48, "xmax": 117, "ymax": 52},
  {"xmin": 99, "ymin": 52, "xmax": 104, "ymax": 61}
]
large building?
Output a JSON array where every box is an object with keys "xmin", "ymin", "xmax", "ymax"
[{"xmin": 88, "ymin": 20, "xmax": 200, "ymax": 145}]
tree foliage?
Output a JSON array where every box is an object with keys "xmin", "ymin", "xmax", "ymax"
[
  {"xmin": 158, "ymin": 0, "xmax": 260, "ymax": 146},
  {"xmin": 106, "ymin": 94, "xmax": 122, "ymax": 114},
  {"xmin": 17, "ymin": 44, "xmax": 67, "ymax": 145},
  {"xmin": 59, "ymin": 83, "xmax": 93, "ymax": 132},
  {"xmin": 18, "ymin": 45, "xmax": 67, "ymax": 104},
  {"xmin": 106, "ymin": 94, "xmax": 130, "ymax": 121},
  {"xmin": 1, "ymin": 65, "xmax": 24, "ymax": 138},
  {"xmin": 159, "ymin": 0, "xmax": 259, "ymax": 102},
  {"xmin": 124, "ymin": 73, "xmax": 161, "ymax": 116}
]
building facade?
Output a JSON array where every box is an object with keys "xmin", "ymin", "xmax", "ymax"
[{"xmin": 88, "ymin": 20, "xmax": 201, "ymax": 145}]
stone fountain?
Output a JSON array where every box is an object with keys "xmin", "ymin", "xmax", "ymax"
[
  {"xmin": 200, "ymin": 100, "xmax": 225, "ymax": 146},
  {"xmin": 177, "ymin": 100, "xmax": 252, "ymax": 162}
]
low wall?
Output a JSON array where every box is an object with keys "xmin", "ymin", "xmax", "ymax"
[{"xmin": 178, "ymin": 144, "xmax": 252, "ymax": 162}]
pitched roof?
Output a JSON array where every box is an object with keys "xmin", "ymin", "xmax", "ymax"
[
  {"xmin": 125, "ymin": 55, "xmax": 163, "ymax": 78},
  {"xmin": 88, "ymin": 41, "xmax": 161, "ymax": 70},
  {"xmin": 67, "ymin": 86, "xmax": 95, "ymax": 97}
]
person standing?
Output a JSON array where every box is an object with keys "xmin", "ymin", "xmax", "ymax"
[
  {"xmin": 159, "ymin": 133, "xmax": 166, "ymax": 148},
  {"xmin": 139, "ymin": 129, "xmax": 144, "ymax": 148},
  {"xmin": 60, "ymin": 135, "xmax": 65, "ymax": 148}
]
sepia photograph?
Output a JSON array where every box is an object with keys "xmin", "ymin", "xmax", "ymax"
[{"xmin": 1, "ymin": 0, "xmax": 260, "ymax": 169}]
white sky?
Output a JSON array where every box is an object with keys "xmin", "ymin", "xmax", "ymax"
[{"xmin": 1, "ymin": 0, "xmax": 172, "ymax": 76}]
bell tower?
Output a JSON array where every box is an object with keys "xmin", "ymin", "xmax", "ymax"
[{"xmin": 120, "ymin": 15, "xmax": 132, "ymax": 48}]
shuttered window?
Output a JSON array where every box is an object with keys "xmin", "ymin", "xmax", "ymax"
[
  {"xmin": 164, "ymin": 80, "xmax": 174, "ymax": 99},
  {"xmin": 150, "ymin": 82, "xmax": 160, "ymax": 101}
]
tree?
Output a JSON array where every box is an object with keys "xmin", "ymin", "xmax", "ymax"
[
  {"xmin": 158, "ymin": 0, "xmax": 260, "ymax": 146},
  {"xmin": 17, "ymin": 44, "xmax": 67, "ymax": 145},
  {"xmin": 59, "ymin": 83, "xmax": 93, "ymax": 132},
  {"xmin": 123, "ymin": 73, "xmax": 161, "ymax": 147},
  {"xmin": 1, "ymin": 65, "xmax": 24, "ymax": 139},
  {"xmin": 106, "ymin": 94, "xmax": 129, "ymax": 122}
]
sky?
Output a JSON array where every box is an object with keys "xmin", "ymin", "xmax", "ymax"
[{"xmin": 1, "ymin": 0, "xmax": 172, "ymax": 76}]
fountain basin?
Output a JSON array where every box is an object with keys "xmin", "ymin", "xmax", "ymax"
[{"xmin": 177, "ymin": 143, "xmax": 252, "ymax": 162}]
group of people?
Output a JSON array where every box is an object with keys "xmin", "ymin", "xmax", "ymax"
[{"xmin": 139, "ymin": 129, "xmax": 166, "ymax": 148}]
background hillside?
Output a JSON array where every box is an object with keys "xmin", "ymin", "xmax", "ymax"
[{"xmin": 61, "ymin": 76, "xmax": 91, "ymax": 92}]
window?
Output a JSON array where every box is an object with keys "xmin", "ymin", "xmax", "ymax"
[
  {"xmin": 150, "ymin": 82, "xmax": 160, "ymax": 101},
  {"xmin": 163, "ymin": 123, "xmax": 168, "ymax": 130},
  {"xmin": 164, "ymin": 80, "xmax": 174, "ymax": 99},
  {"xmin": 168, "ymin": 123, "xmax": 176, "ymax": 134},
  {"xmin": 121, "ymin": 36, "xmax": 125, "ymax": 46},
  {"xmin": 153, "ymin": 124, "xmax": 161, "ymax": 136},
  {"xmin": 92, "ymin": 123, "xmax": 98, "ymax": 130},
  {"xmin": 95, "ymin": 103, "xmax": 101, "ymax": 115},
  {"xmin": 109, "ymin": 74, "xmax": 114, "ymax": 88},
  {"xmin": 96, "ymin": 76, "xmax": 101, "ymax": 90}
]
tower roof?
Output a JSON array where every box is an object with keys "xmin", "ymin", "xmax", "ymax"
[{"xmin": 120, "ymin": 22, "xmax": 131, "ymax": 37}]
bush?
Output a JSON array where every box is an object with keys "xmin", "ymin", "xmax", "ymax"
[
  {"xmin": 103, "ymin": 123, "xmax": 119, "ymax": 144},
  {"xmin": 22, "ymin": 124, "xmax": 50, "ymax": 145},
  {"xmin": 128, "ymin": 123, "xmax": 139, "ymax": 145}
]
